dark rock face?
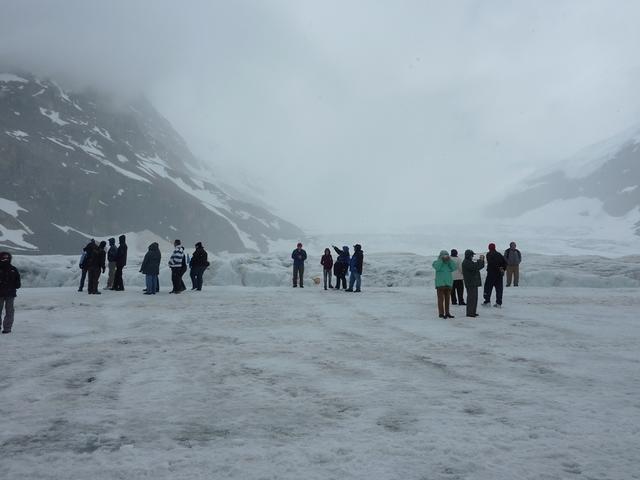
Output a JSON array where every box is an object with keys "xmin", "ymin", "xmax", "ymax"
[
  {"xmin": 0, "ymin": 72, "xmax": 303, "ymax": 254},
  {"xmin": 488, "ymin": 127, "xmax": 640, "ymax": 234}
]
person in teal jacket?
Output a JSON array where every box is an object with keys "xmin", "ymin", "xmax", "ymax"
[{"xmin": 432, "ymin": 250, "xmax": 458, "ymax": 318}]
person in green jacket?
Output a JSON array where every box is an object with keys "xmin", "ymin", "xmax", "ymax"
[
  {"xmin": 432, "ymin": 250, "xmax": 458, "ymax": 318},
  {"xmin": 461, "ymin": 249, "xmax": 485, "ymax": 318}
]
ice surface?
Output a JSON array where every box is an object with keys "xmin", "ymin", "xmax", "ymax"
[{"xmin": 1, "ymin": 286, "xmax": 638, "ymax": 479}]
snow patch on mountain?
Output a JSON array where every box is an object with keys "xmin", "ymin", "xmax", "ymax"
[
  {"xmin": 0, "ymin": 198, "xmax": 28, "ymax": 217},
  {"xmin": 0, "ymin": 73, "xmax": 28, "ymax": 83},
  {"xmin": 39, "ymin": 107, "xmax": 69, "ymax": 126},
  {"xmin": 5, "ymin": 130, "xmax": 29, "ymax": 142}
]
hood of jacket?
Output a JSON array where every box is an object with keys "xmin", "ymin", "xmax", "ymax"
[
  {"xmin": 149, "ymin": 242, "xmax": 159, "ymax": 252},
  {"xmin": 438, "ymin": 250, "xmax": 449, "ymax": 259},
  {"xmin": 464, "ymin": 249, "xmax": 474, "ymax": 259},
  {"xmin": 0, "ymin": 251, "xmax": 12, "ymax": 265}
]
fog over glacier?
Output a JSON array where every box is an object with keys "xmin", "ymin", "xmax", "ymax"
[{"xmin": 2, "ymin": 0, "xmax": 640, "ymax": 232}]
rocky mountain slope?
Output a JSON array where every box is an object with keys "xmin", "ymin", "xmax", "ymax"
[{"xmin": 0, "ymin": 72, "xmax": 303, "ymax": 254}]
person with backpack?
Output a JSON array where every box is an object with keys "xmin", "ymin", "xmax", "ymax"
[
  {"xmin": 87, "ymin": 241, "xmax": 107, "ymax": 294},
  {"xmin": 78, "ymin": 239, "xmax": 95, "ymax": 292},
  {"xmin": 112, "ymin": 235, "xmax": 128, "ymax": 291},
  {"xmin": 140, "ymin": 242, "xmax": 161, "ymax": 295},
  {"xmin": 189, "ymin": 242, "xmax": 209, "ymax": 291},
  {"xmin": 320, "ymin": 248, "xmax": 334, "ymax": 290},
  {"xmin": 0, "ymin": 251, "xmax": 21, "ymax": 334},
  {"xmin": 106, "ymin": 237, "xmax": 117, "ymax": 289},
  {"xmin": 332, "ymin": 245, "xmax": 350, "ymax": 290},
  {"xmin": 462, "ymin": 250, "xmax": 484, "ymax": 318},
  {"xmin": 432, "ymin": 250, "xmax": 458, "ymax": 318},
  {"xmin": 504, "ymin": 241, "xmax": 522, "ymax": 287},
  {"xmin": 450, "ymin": 249, "xmax": 465, "ymax": 306},
  {"xmin": 346, "ymin": 244, "xmax": 364, "ymax": 292},
  {"xmin": 169, "ymin": 239, "xmax": 187, "ymax": 293},
  {"xmin": 483, "ymin": 243, "xmax": 507, "ymax": 307},
  {"xmin": 291, "ymin": 242, "xmax": 307, "ymax": 288}
]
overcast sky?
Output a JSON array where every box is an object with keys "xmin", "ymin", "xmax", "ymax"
[{"xmin": 2, "ymin": 0, "xmax": 640, "ymax": 232}]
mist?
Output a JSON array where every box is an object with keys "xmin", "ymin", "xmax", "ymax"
[{"xmin": 3, "ymin": 0, "xmax": 640, "ymax": 233}]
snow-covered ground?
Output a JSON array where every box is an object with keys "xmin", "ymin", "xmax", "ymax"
[{"xmin": 1, "ymin": 285, "xmax": 639, "ymax": 479}]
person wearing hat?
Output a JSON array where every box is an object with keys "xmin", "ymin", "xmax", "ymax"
[
  {"xmin": 106, "ymin": 237, "xmax": 117, "ymax": 289},
  {"xmin": 169, "ymin": 239, "xmax": 187, "ymax": 293},
  {"xmin": 432, "ymin": 250, "xmax": 458, "ymax": 318},
  {"xmin": 189, "ymin": 242, "xmax": 209, "ymax": 291},
  {"xmin": 462, "ymin": 250, "xmax": 485, "ymax": 317},
  {"xmin": 346, "ymin": 244, "xmax": 364, "ymax": 292},
  {"xmin": 483, "ymin": 243, "xmax": 507, "ymax": 307},
  {"xmin": 291, "ymin": 242, "xmax": 307, "ymax": 288},
  {"xmin": 0, "ymin": 251, "xmax": 21, "ymax": 333}
]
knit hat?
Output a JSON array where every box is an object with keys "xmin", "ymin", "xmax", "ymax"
[
  {"xmin": 195, "ymin": 242, "xmax": 203, "ymax": 248},
  {"xmin": 450, "ymin": 249, "xmax": 458, "ymax": 256},
  {"xmin": 297, "ymin": 242, "xmax": 303, "ymax": 247},
  {"xmin": 488, "ymin": 243, "xmax": 496, "ymax": 251}
]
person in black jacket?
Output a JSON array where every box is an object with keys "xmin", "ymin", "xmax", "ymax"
[
  {"xmin": 189, "ymin": 242, "xmax": 209, "ymax": 291},
  {"xmin": 87, "ymin": 241, "xmax": 107, "ymax": 294},
  {"xmin": 0, "ymin": 251, "xmax": 21, "ymax": 333},
  {"xmin": 106, "ymin": 237, "xmax": 117, "ymax": 289},
  {"xmin": 140, "ymin": 242, "xmax": 161, "ymax": 295},
  {"xmin": 112, "ymin": 234, "xmax": 127, "ymax": 291},
  {"xmin": 78, "ymin": 239, "xmax": 95, "ymax": 292},
  {"xmin": 483, "ymin": 243, "xmax": 507, "ymax": 307},
  {"xmin": 346, "ymin": 244, "xmax": 364, "ymax": 292},
  {"xmin": 332, "ymin": 245, "xmax": 350, "ymax": 290}
]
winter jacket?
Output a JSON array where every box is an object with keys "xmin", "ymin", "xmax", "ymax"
[
  {"xmin": 107, "ymin": 239, "xmax": 118, "ymax": 262},
  {"xmin": 486, "ymin": 250, "xmax": 507, "ymax": 276},
  {"xmin": 461, "ymin": 250, "xmax": 484, "ymax": 288},
  {"xmin": 190, "ymin": 246, "xmax": 209, "ymax": 268},
  {"xmin": 0, "ymin": 253, "xmax": 21, "ymax": 298},
  {"xmin": 140, "ymin": 243, "xmax": 161, "ymax": 275},
  {"xmin": 169, "ymin": 245, "xmax": 186, "ymax": 269},
  {"xmin": 87, "ymin": 245, "xmax": 106, "ymax": 271},
  {"xmin": 332, "ymin": 246, "xmax": 350, "ymax": 275},
  {"xmin": 291, "ymin": 248, "xmax": 307, "ymax": 267},
  {"xmin": 451, "ymin": 255, "xmax": 463, "ymax": 281},
  {"xmin": 321, "ymin": 253, "xmax": 333, "ymax": 271},
  {"xmin": 504, "ymin": 248, "xmax": 522, "ymax": 266},
  {"xmin": 116, "ymin": 235, "xmax": 128, "ymax": 268},
  {"xmin": 79, "ymin": 241, "xmax": 95, "ymax": 269},
  {"xmin": 350, "ymin": 245, "xmax": 364, "ymax": 274},
  {"xmin": 432, "ymin": 250, "xmax": 457, "ymax": 288}
]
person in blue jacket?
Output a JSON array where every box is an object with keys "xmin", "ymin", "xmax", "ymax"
[
  {"xmin": 291, "ymin": 242, "xmax": 307, "ymax": 288},
  {"xmin": 346, "ymin": 244, "xmax": 364, "ymax": 292}
]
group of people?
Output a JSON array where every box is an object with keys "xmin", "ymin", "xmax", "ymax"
[
  {"xmin": 78, "ymin": 237, "xmax": 210, "ymax": 295},
  {"xmin": 432, "ymin": 241, "xmax": 522, "ymax": 319},
  {"xmin": 292, "ymin": 243, "xmax": 365, "ymax": 292}
]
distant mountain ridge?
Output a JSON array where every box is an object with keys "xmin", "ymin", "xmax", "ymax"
[
  {"xmin": 0, "ymin": 71, "xmax": 303, "ymax": 254},
  {"xmin": 489, "ymin": 125, "xmax": 640, "ymax": 235}
]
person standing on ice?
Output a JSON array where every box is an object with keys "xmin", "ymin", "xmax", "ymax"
[
  {"xmin": 189, "ymin": 242, "xmax": 209, "ymax": 291},
  {"xmin": 320, "ymin": 248, "xmax": 334, "ymax": 290},
  {"xmin": 346, "ymin": 244, "xmax": 364, "ymax": 292},
  {"xmin": 87, "ymin": 241, "xmax": 106, "ymax": 294},
  {"xmin": 77, "ymin": 239, "xmax": 95, "ymax": 292},
  {"xmin": 0, "ymin": 251, "xmax": 21, "ymax": 334},
  {"xmin": 432, "ymin": 250, "xmax": 458, "ymax": 318},
  {"xmin": 483, "ymin": 243, "xmax": 507, "ymax": 308},
  {"xmin": 169, "ymin": 239, "xmax": 187, "ymax": 293},
  {"xmin": 462, "ymin": 250, "xmax": 484, "ymax": 317},
  {"xmin": 291, "ymin": 242, "xmax": 307, "ymax": 288},
  {"xmin": 106, "ymin": 237, "xmax": 117, "ymax": 290},
  {"xmin": 450, "ymin": 249, "xmax": 465, "ymax": 306},
  {"xmin": 504, "ymin": 241, "xmax": 522, "ymax": 287},
  {"xmin": 332, "ymin": 245, "xmax": 350, "ymax": 290},
  {"xmin": 112, "ymin": 235, "xmax": 128, "ymax": 291},
  {"xmin": 140, "ymin": 242, "xmax": 161, "ymax": 295}
]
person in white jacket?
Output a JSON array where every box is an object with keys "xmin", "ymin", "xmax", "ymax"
[{"xmin": 450, "ymin": 249, "xmax": 466, "ymax": 306}]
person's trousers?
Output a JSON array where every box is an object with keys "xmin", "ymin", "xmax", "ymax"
[
  {"xmin": 436, "ymin": 287, "xmax": 452, "ymax": 316},
  {"xmin": 506, "ymin": 265, "xmax": 519, "ymax": 286},
  {"xmin": 349, "ymin": 271, "xmax": 362, "ymax": 291},
  {"xmin": 335, "ymin": 273, "xmax": 347, "ymax": 289},
  {"xmin": 171, "ymin": 267, "xmax": 185, "ymax": 292},
  {"xmin": 451, "ymin": 279, "xmax": 464, "ymax": 304},
  {"xmin": 107, "ymin": 261, "xmax": 117, "ymax": 289},
  {"xmin": 323, "ymin": 269, "xmax": 333, "ymax": 289},
  {"xmin": 466, "ymin": 286, "xmax": 478, "ymax": 316},
  {"xmin": 484, "ymin": 273, "xmax": 504, "ymax": 305},
  {"xmin": 88, "ymin": 268, "xmax": 101, "ymax": 293},
  {"xmin": 190, "ymin": 266, "xmax": 205, "ymax": 290},
  {"xmin": 145, "ymin": 274, "xmax": 159, "ymax": 294},
  {"xmin": 293, "ymin": 264, "xmax": 304, "ymax": 287},
  {"xmin": 0, "ymin": 297, "xmax": 15, "ymax": 332},
  {"xmin": 113, "ymin": 266, "xmax": 124, "ymax": 291},
  {"xmin": 79, "ymin": 268, "xmax": 88, "ymax": 291}
]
